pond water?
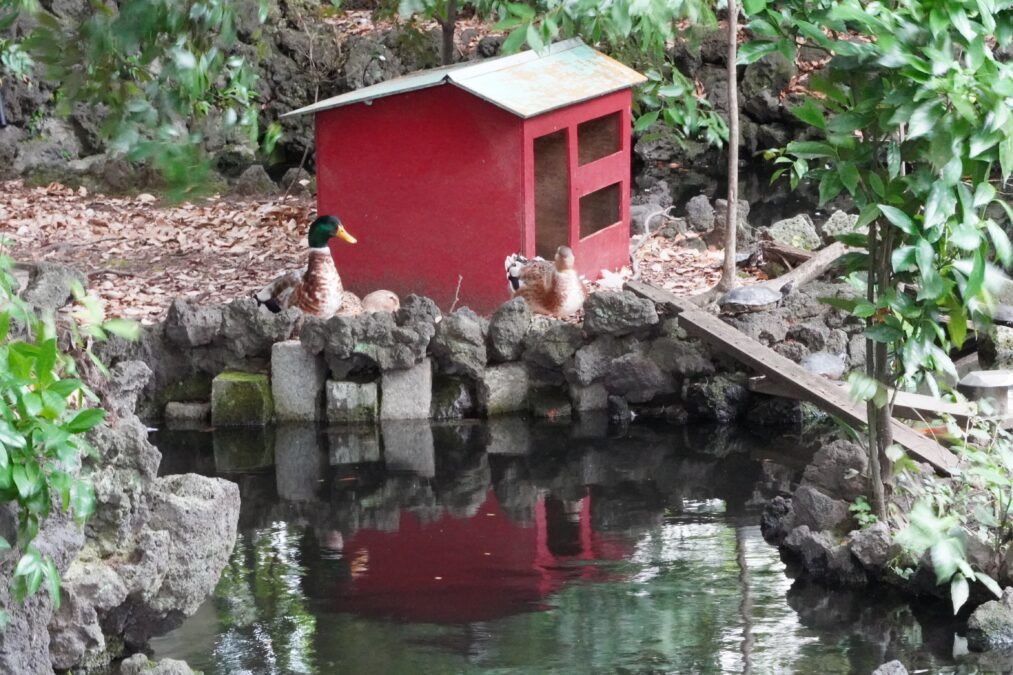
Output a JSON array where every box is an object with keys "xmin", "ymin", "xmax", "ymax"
[{"xmin": 149, "ymin": 419, "xmax": 972, "ymax": 674}]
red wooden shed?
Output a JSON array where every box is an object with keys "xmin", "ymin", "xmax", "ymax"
[{"xmin": 285, "ymin": 39, "xmax": 646, "ymax": 313}]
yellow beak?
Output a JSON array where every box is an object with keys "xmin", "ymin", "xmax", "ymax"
[{"xmin": 335, "ymin": 225, "xmax": 357, "ymax": 244}]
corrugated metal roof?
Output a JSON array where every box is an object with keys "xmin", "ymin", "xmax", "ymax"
[{"xmin": 282, "ymin": 38, "xmax": 646, "ymax": 119}]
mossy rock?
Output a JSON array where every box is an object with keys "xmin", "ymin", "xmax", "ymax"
[
  {"xmin": 138, "ymin": 372, "xmax": 213, "ymax": 422},
  {"xmin": 211, "ymin": 371, "xmax": 274, "ymax": 426}
]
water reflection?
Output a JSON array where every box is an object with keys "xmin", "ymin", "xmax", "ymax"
[{"xmin": 149, "ymin": 420, "xmax": 971, "ymax": 674}]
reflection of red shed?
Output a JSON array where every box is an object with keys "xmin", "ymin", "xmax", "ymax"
[{"xmin": 284, "ymin": 39, "xmax": 646, "ymax": 313}]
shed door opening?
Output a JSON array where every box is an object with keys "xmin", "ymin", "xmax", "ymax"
[
  {"xmin": 577, "ymin": 112, "xmax": 620, "ymax": 165},
  {"xmin": 580, "ymin": 182, "xmax": 620, "ymax": 238},
  {"xmin": 534, "ymin": 130, "xmax": 569, "ymax": 259}
]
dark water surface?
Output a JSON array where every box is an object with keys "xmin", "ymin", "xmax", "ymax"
[{"xmin": 149, "ymin": 419, "xmax": 975, "ymax": 674}]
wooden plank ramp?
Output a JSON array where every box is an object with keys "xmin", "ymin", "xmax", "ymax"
[{"xmin": 626, "ymin": 280, "xmax": 959, "ymax": 473}]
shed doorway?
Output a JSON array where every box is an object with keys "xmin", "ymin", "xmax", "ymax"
[{"xmin": 533, "ymin": 130, "xmax": 569, "ymax": 259}]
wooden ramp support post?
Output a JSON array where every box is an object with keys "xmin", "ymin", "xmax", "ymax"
[{"xmin": 625, "ymin": 280, "xmax": 959, "ymax": 474}]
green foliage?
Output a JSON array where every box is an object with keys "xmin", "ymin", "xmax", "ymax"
[
  {"xmin": 1, "ymin": 0, "xmax": 274, "ymax": 199},
  {"xmin": 848, "ymin": 495, "xmax": 878, "ymax": 528},
  {"xmin": 0, "ymin": 254, "xmax": 136, "ymax": 615},
  {"xmin": 748, "ymin": 0, "xmax": 1013, "ymax": 396},
  {"xmin": 495, "ymin": 0, "xmax": 728, "ymax": 147}
]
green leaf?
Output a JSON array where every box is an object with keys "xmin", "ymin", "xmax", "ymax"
[
  {"xmin": 43, "ymin": 556, "xmax": 60, "ymax": 609},
  {"xmin": 948, "ymin": 304, "xmax": 967, "ymax": 349},
  {"xmin": 976, "ymin": 572, "xmax": 1003, "ymax": 599},
  {"xmin": 951, "ymin": 574, "xmax": 969, "ymax": 615},
  {"xmin": 1001, "ymin": 136, "xmax": 1013, "ymax": 182},
  {"xmin": 506, "ymin": 2, "xmax": 535, "ymax": 20},
  {"xmin": 987, "ymin": 220, "xmax": 1013, "ymax": 268},
  {"xmin": 742, "ymin": 0, "xmax": 767, "ymax": 14},
  {"xmin": 737, "ymin": 41, "xmax": 779, "ymax": 65},
  {"xmin": 866, "ymin": 324, "xmax": 904, "ymax": 343},
  {"xmin": 847, "ymin": 372, "xmax": 882, "ymax": 402},
  {"xmin": 786, "ymin": 140, "xmax": 835, "ymax": 160},
  {"xmin": 525, "ymin": 23, "xmax": 544, "ymax": 52},
  {"xmin": 64, "ymin": 408, "xmax": 105, "ymax": 434},
  {"xmin": 500, "ymin": 26, "xmax": 527, "ymax": 54},
  {"xmin": 838, "ymin": 163, "xmax": 859, "ymax": 195},
  {"xmin": 101, "ymin": 319, "xmax": 140, "ymax": 341},
  {"xmin": 788, "ymin": 99, "xmax": 825, "ymax": 130},
  {"xmin": 819, "ymin": 171, "xmax": 844, "ymax": 206},
  {"xmin": 878, "ymin": 205, "xmax": 915, "ymax": 235},
  {"xmin": 633, "ymin": 110, "xmax": 659, "ymax": 132}
]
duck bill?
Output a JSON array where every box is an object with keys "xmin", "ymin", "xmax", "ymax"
[{"xmin": 335, "ymin": 226, "xmax": 357, "ymax": 244}]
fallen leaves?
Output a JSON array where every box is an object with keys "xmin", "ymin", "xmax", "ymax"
[{"xmin": 2, "ymin": 180, "xmax": 315, "ymax": 324}]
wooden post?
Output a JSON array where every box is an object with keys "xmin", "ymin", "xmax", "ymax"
[{"xmin": 720, "ymin": 0, "xmax": 739, "ymax": 292}]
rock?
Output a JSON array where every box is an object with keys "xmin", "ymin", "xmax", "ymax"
[
  {"xmin": 608, "ymin": 395, "xmax": 632, "ymax": 424},
  {"xmin": 684, "ymin": 373, "xmax": 749, "ymax": 423},
  {"xmin": 569, "ymin": 382, "xmax": 608, "ymax": 412},
  {"xmin": 647, "ymin": 336, "xmax": 715, "ymax": 378},
  {"xmin": 530, "ymin": 388, "xmax": 572, "ymax": 420},
  {"xmin": 747, "ymin": 396, "xmax": 825, "ymax": 427},
  {"xmin": 802, "ymin": 439, "xmax": 868, "ymax": 502},
  {"xmin": 741, "ymin": 52, "xmax": 796, "ymax": 123},
  {"xmin": 761, "ymin": 495, "xmax": 794, "ymax": 545},
  {"xmin": 820, "ymin": 210, "xmax": 860, "ymax": 242},
  {"xmin": 826, "ymin": 328, "xmax": 849, "ymax": 356},
  {"xmin": 792, "ymin": 485, "xmax": 851, "ymax": 532},
  {"xmin": 20, "ymin": 262, "xmax": 87, "ymax": 314},
  {"xmin": 773, "ymin": 340, "xmax": 810, "ymax": 363},
  {"xmin": 112, "ymin": 473, "xmax": 239, "ymax": 646},
  {"xmin": 786, "ymin": 322, "xmax": 829, "ymax": 352},
  {"xmin": 477, "ymin": 35, "xmax": 503, "ymax": 57},
  {"xmin": 104, "ymin": 360, "xmax": 154, "ymax": 419},
  {"xmin": 380, "ymin": 359, "xmax": 433, "ymax": 420},
  {"xmin": 211, "ymin": 371, "xmax": 274, "ymax": 426},
  {"xmin": 523, "ymin": 320, "xmax": 583, "ymax": 370},
  {"xmin": 572, "ymin": 335, "xmax": 638, "ymax": 386},
  {"xmin": 583, "ymin": 291, "xmax": 659, "ymax": 337},
  {"xmin": 381, "ymin": 420, "xmax": 435, "ymax": 477},
  {"xmin": 724, "ymin": 312, "xmax": 789, "ymax": 345},
  {"xmin": 605, "ymin": 353, "xmax": 671, "ymax": 403},
  {"xmin": 630, "ymin": 203, "xmax": 665, "ymax": 235},
  {"xmin": 766, "ymin": 214, "xmax": 821, "ymax": 251},
  {"xmin": 233, "ymin": 164, "xmax": 278, "ymax": 196},
  {"xmin": 323, "ymin": 300, "xmax": 437, "ymax": 376},
  {"xmin": 279, "ymin": 166, "xmax": 314, "ymax": 195},
  {"xmin": 478, "ymin": 363, "xmax": 529, "ymax": 415},
  {"xmin": 685, "ymin": 194, "xmax": 715, "ymax": 232},
  {"xmin": 14, "ymin": 118, "xmax": 84, "ymax": 176},
  {"xmin": 164, "ymin": 401, "xmax": 211, "ymax": 425},
  {"xmin": 871, "ymin": 661, "xmax": 908, "ymax": 675},
  {"xmin": 968, "ymin": 588, "xmax": 1013, "ymax": 651},
  {"xmin": 343, "ymin": 35, "xmax": 403, "ymax": 89},
  {"xmin": 271, "ymin": 340, "xmax": 327, "ymax": 422},
  {"xmin": 165, "ymin": 299, "xmax": 222, "ymax": 348},
  {"xmin": 488, "ymin": 297, "xmax": 532, "ymax": 362},
  {"xmin": 431, "ymin": 307, "xmax": 487, "ymax": 379},
  {"xmin": 847, "ymin": 521, "xmax": 892, "ymax": 571},
  {"xmin": 219, "ymin": 298, "xmax": 299, "ymax": 359},
  {"xmin": 120, "ymin": 653, "xmax": 196, "ymax": 675},
  {"xmin": 784, "ymin": 525, "xmax": 866, "ymax": 586},
  {"xmin": 431, "ymin": 377, "xmax": 476, "ymax": 419}
]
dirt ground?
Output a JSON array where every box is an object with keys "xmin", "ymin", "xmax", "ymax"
[{"xmin": 3, "ymin": 180, "xmax": 747, "ymax": 323}]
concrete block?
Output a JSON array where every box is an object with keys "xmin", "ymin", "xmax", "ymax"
[
  {"xmin": 380, "ymin": 359, "xmax": 433, "ymax": 420},
  {"xmin": 164, "ymin": 401, "xmax": 211, "ymax": 427},
  {"xmin": 326, "ymin": 381, "xmax": 378, "ymax": 423},
  {"xmin": 485, "ymin": 416, "xmax": 532, "ymax": 455},
  {"xmin": 212, "ymin": 427, "xmax": 274, "ymax": 473},
  {"xmin": 569, "ymin": 382, "xmax": 608, "ymax": 412},
  {"xmin": 272, "ymin": 340, "xmax": 327, "ymax": 422},
  {"xmin": 478, "ymin": 363, "xmax": 529, "ymax": 415},
  {"xmin": 275, "ymin": 425, "xmax": 326, "ymax": 502},
  {"xmin": 381, "ymin": 420, "xmax": 435, "ymax": 477},
  {"xmin": 328, "ymin": 426, "xmax": 381, "ymax": 465},
  {"xmin": 211, "ymin": 371, "xmax": 273, "ymax": 426}
]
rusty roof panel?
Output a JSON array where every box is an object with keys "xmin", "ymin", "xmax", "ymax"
[{"xmin": 283, "ymin": 39, "xmax": 645, "ymax": 119}]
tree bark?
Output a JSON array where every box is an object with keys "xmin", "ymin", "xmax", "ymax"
[
  {"xmin": 719, "ymin": 0, "xmax": 740, "ymax": 292},
  {"xmin": 440, "ymin": 0, "xmax": 457, "ymax": 66},
  {"xmin": 866, "ymin": 220, "xmax": 887, "ymax": 520}
]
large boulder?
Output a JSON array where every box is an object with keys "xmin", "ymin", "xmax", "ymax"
[
  {"xmin": 430, "ymin": 307, "xmax": 487, "ymax": 379},
  {"xmin": 685, "ymin": 194, "xmax": 715, "ymax": 232},
  {"xmin": 571, "ymin": 335, "xmax": 640, "ymax": 386},
  {"xmin": 487, "ymin": 297, "xmax": 531, "ymax": 362},
  {"xmin": 684, "ymin": 373, "xmax": 749, "ymax": 423},
  {"xmin": 766, "ymin": 214, "xmax": 821, "ymax": 251},
  {"xmin": 582, "ymin": 291, "xmax": 659, "ymax": 337},
  {"xmin": 741, "ymin": 52, "xmax": 796, "ymax": 123},
  {"xmin": 783, "ymin": 525, "xmax": 866, "ymax": 587},
  {"xmin": 604, "ymin": 352, "xmax": 671, "ymax": 403},
  {"xmin": 791, "ymin": 485, "xmax": 851, "ymax": 532},
  {"xmin": 847, "ymin": 521, "xmax": 892, "ymax": 571},
  {"xmin": 968, "ymin": 587, "xmax": 1013, "ymax": 651},
  {"xmin": 802, "ymin": 439, "xmax": 868, "ymax": 502}
]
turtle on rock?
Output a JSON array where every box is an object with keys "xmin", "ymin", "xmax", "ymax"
[{"xmin": 717, "ymin": 281, "xmax": 794, "ymax": 315}]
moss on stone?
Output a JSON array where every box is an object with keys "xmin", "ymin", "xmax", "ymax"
[{"xmin": 211, "ymin": 371, "xmax": 274, "ymax": 426}]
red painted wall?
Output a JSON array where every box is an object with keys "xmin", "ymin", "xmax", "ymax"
[{"xmin": 316, "ymin": 86, "xmax": 525, "ymax": 313}]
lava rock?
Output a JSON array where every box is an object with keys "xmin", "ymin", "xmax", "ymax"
[
  {"xmin": 647, "ymin": 335, "xmax": 715, "ymax": 378},
  {"xmin": 786, "ymin": 322, "xmax": 829, "ymax": 352},
  {"xmin": 820, "ymin": 210, "xmax": 861, "ymax": 242},
  {"xmin": 571, "ymin": 335, "xmax": 639, "ymax": 386},
  {"xmin": 968, "ymin": 588, "xmax": 1013, "ymax": 651},
  {"xmin": 165, "ymin": 299, "xmax": 222, "ymax": 348},
  {"xmin": 741, "ymin": 52, "xmax": 796, "ymax": 123},
  {"xmin": 488, "ymin": 296, "xmax": 532, "ymax": 362},
  {"xmin": 279, "ymin": 167, "xmax": 314, "ymax": 195},
  {"xmin": 219, "ymin": 298, "xmax": 300, "ymax": 359},
  {"xmin": 431, "ymin": 377, "xmax": 476, "ymax": 419},
  {"xmin": 847, "ymin": 521, "xmax": 892, "ymax": 571},
  {"xmin": 802, "ymin": 439, "xmax": 868, "ymax": 502},
  {"xmin": 766, "ymin": 214, "xmax": 821, "ymax": 251},
  {"xmin": 871, "ymin": 661, "xmax": 909, "ymax": 675},
  {"xmin": 684, "ymin": 372, "xmax": 749, "ymax": 423},
  {"xmin": 582, "ymin": 291, "xmax": 659, "ymax": 337},
  {"xmin": 761, "ymin": 495, "xmax": 794, "ymax": 545},
  {"xmin": 431, "ymin": 307, "xmax": 487, "ymax": 379},
  {"xmin": 784, "ymin": 525, "xmax": 866, "ymax": 587},
  {"xmin": 523, "ymin": 320, "xmax": 583, "ymax": 370},
  {"xmin": 233, "ymin": 164, "xmax": 278, "ymax": 196},
  {"xmin": 791, "ymin": 485, "xmax": 852, "ymax": 532},
  {"xmin": 20, "ymin": 262, "xmax": 87, "ymax": 314},
  {"xmin": 605, "ymin": 352, "xmax": 671, "ymax": 403},
  {"xmin": 685, "ymin": 194, "xmax": 716, "ymax": 232}
]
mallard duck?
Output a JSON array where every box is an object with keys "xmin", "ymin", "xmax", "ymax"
[
  {"xmin": 506, "ymin": 245, "xmax": 586, "ymax": 318},
  {"xmin": 254, "ymin": 215, "xmax": 400, "ymax": 317}
]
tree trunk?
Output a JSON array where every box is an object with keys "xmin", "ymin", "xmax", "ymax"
[
  {"xmin": 866, "ymin": 220, "xmax": 887, "ymax": 520},
  {"xmin": 440, "ymin": 0, "xmax": 457, "ymax": 66},
  {"xmin": 719, "ymin": 0, "xmax": 739, "ymax": 292}
]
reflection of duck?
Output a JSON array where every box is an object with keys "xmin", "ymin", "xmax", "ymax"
[
  {"xmin": 505, "ymin": 246, "xmax": 586, "ymax": 318},
  {"xmin": 254, "ymin": 215, "xmax": 400, "ymax": 317}
]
